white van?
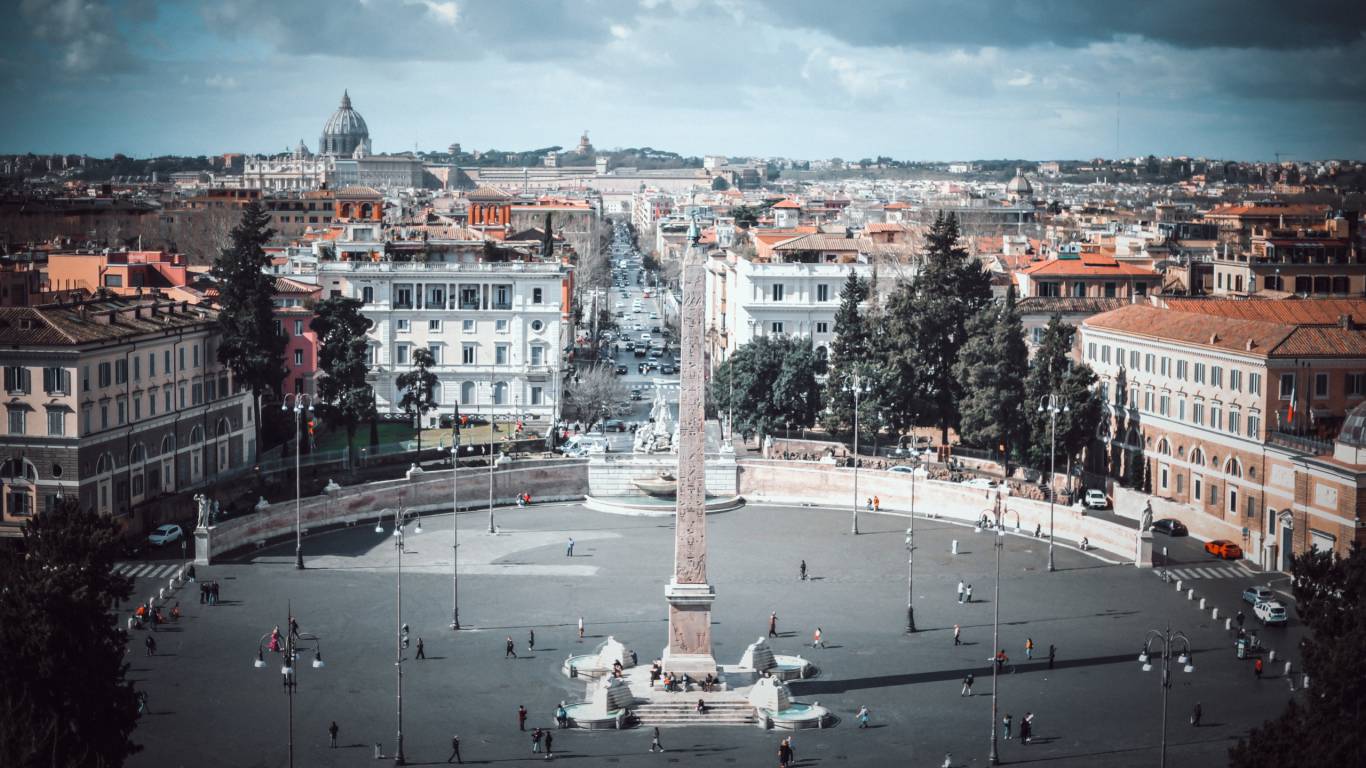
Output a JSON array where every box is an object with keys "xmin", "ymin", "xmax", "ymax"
[{"xmin": 560, "ymin": 435, "xmax": 608, "ymax": 457}]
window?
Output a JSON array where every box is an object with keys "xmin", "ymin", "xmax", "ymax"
[
  {"xmin": 148, "ymin": 393, "xmax": 156, "ymax": 417},
  {"xmin": 117, "ymin": 399, "xmax": 126, "ymax": 425},
  {"xmin": 133, "ymin": 396, "xmax": 141, "ymax": 421},
  {"xmin": 428, "ymin": 286, "xmax": 445, "ymax": 307},
  {"xmin": 529, "ymin": 346, "xmax": 544, "ymax": 366},
  {"xmin": 41, "ymin": 367, "xmax": 68, "ymax": 394},
  {"xmin": 1248, "ymin": 414, "xmax": 1260, "ymax": 438},
  {"xmin": 1194, "ymin": 475, "xmax": 1203, "ymax": 502},
  {"xmin": 1211, "ymin": 366, "xmax": 1223, "ymax": 388},
  {"xmin": 462, "ymin": 319, "xmax": 475, "ymax": 333},
  {"xmin": 1210, "ymin": 403, "xmax": 1223, "ymax": 431},
  {"xmin": 771, "ymin": 322, "xmax": 785, "ymax": 334},
  {"xmin": 163, "ymin": 350, "xmax": 171, "ymax": 373},
  {"xmin": 1194, "ymin": 363, "xmax": 1206, "ymax": 384},
  {"xmin": 1104, "ymin": 281, "xmax": 1117, "ymax": 298},
  {"xmin": 1178, "ymin": 397, "xmax": 1186, "ymax": 421},
  {"xmin": 1229, "ymin": 409, "xmax": 1241, "ymax": 435},
  {"xmin": 8, "ymin": 408, "xmax": 25, "ymax": 434},
  {"xmin": 428, "ymin": 345, "xmax": 442, "ymax": 365},
  {"xmin": 1230, "ymin": 369, "xmax": 1242, "ymax": 391},
  {"xmin": 493, "ymin": 284, "xmax": 512, "ymax": 309},
  {"xmin": 115, "ymin": 359, "xmax": 128, "ymax": 384},
  {"xmin": 531, "ymin": 319, "xmax": 544, "ymax": 332},
  {"xmin": 495, "ymin": 345, "xmax": 509, "ymax": 365},
  {"xmin": 772, "ymin": 284, "xmax": 785, "ymax": 301},
  {"xmin": 179, "ymin": 347, "xmax": 186, "ymax": 371},
  {"xmin": 493, "ymin": 382, "xmax": 507, "ymax": 405},
  {"xmin": 1159, "ymin": 394, "xmax": 1169, "ymax": 416},
  {"xmin": 178, "ymin": 382, "xmax": 186, "ymax": 409},
  {"xmin": 459, "ymin": 284, "xmax": 479, "ymax": 309},
  {"xmin": 1279, "ymin": 373, "xmax": 1295, "ymax": 398},
  {"xmin": 461, "ymin": 381, "xmax": 475, "ymax": 404},
  {"xmin": 105, "ymin": 274, "xmax": 122, "ymax": 287},
  {"xmin": 192, "ymin": 345, "xmax": 200, "ymax": 368},
  {"xmin": 97, "ymin": 362, "xmax": 111, "ymax": 388},
  {"xmin": 100, "ymin": 403, "xmax": 108, "ymax": 429},
  {"xmin": 362, "ymin": 286, "xmax": 374, "ymax": 304},
  {"xmin": 47, "ymin": 409, "xmax": 64, "ymax": 436},
  {"xmin": 462, "ymin": 345, "xmax": 476, "ymax": 365},
  {"xmin": 82, "ymin": 406, "xmax": 91, "ymax": 433},
  {"xmin": 1348, "ymin": 373, "xmax": 1366, "ymax": 396},
  {"xmin": 1031, "ymin": 328, "xmax": 1043, "ymax": 344},
  {"xmin": 1130, "ymin": 350, "xmax": 1139, "ymax": 369},
  {"xmin": 1176, "ymin": 360, "xmax": 1187, "ymax": 380},
  {"xmin": 816, "ymin": 322, "xmax": 829, "ymax": 334},
  {"xmin": 395, "ymin": 285, "xmax": 413, "ymax": 308},
  {"xmin": 1143, "ymin": 390, "xmax": 1153, "ymax": 412},
  {"xmin": 1144, "ymin": 353, "xmax": 1154, "ymax": 373},
  {"xmin": 1249, "ymin": 372, "xmax": 1261, "ymax": 394},
  {"xmin": 530, "ymin": 386, "xmax": 543, "ymax": 405},
  {"xmin": 1102, "ymin": 346, "xmax": 1111, "ymax": 364},
  {"xmin": 294, "ymin": 320, "xmax": 304, "ymax": 335},
  {"xmin": 496, "ymin": 319, "xmax": 509, "ymax": 333},
  {"xmin": 1315, "ymin": 372, "xmax": 1329, "ymax": 399},
  {"xmin": 1160, "ymin": 357, "xmax": 1170, "ymax": 377},
  {"xmin": 429, "ymin": 319, "xmax": 441, "ymax": 332},
  {"xmin": 294, "ymin": 350, "xmax": 304, "ymax": 366},
  {"xmin": 1087, "ymin": 343, "xmax": 1097, "ymax": 360},
  {"xmin": 395, "ymin": 345, "xmax": 410, "ymax": 366},
  {"xmin": 148, "ymin": 352, "xmax": 156, "ymax": 377},
  {"xmin": 132, "ymin": 357, "xmax": 140, "ymax": 381},
  {"xmin": 1193, "ymin": 400, "xmax": 1205, "ymax": 425},
  {"xmin": 396, "ymin": 318, "xmax": 411, "ymax": 332},
  {"xmin": 532, "ymin": 288, "xmax": 543, "ymax": 304},
  {"xmin": 163, "ymin": 385, "xmax": 171, "ymax": 412},
  {"xmin": 817, "ymin": 284, "xmax": 830, "ymax": 302}
]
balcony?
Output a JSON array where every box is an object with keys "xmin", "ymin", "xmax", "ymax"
[{"xmin": 1267, "ymin": 430, "xmax": 1332, "ymax": 457}]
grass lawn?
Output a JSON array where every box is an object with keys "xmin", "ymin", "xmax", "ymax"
[{"xmin": 314, "ymin": 422, "xmax": 414, "ymax": 452}]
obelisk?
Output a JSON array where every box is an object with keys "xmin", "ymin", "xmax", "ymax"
[{"xmin": 661, "ymin": 218, "xmax": 717, "ymax": 676}]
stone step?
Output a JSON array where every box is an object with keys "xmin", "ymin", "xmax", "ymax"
[{"xmin": 632, "ymin": 701, "xmax": 757, "ymax": 726}]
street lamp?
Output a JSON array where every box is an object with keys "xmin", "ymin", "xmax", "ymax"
[
  {"xmin": 253, "ymin": 600, "xmax": 324, "ymax": 768},
  {"xmin": 845, "ymin": 371, "xmax": 871, "ymax": 535},
  {"xmin": 905, "ymin": 464, "xmax": 926, "ymax": 633},
  {"xmin": 989, "ymin": 489, "xmax": 1006, "ymax": 765},
  {"xmin": 1139, "ymin": 625, "xmax": 1195, "ymax": 768},
  {"xmin": 1037, "ymin": 393, "xmax": 1069, "ymax": 572},
  {"xmin": 378, "ymin": 502, "xmax": 421, "ymax": 765},
  {"xmin": 281, "ymin": 394, "xmax": 317, "ymax": 570},
  {"xmin": 450, "ymin": 404, "xmax": 461, "ymax": 631},
  {"xmin": 487, "ymin": 375, "xmax": 499, "ymax": 534}
]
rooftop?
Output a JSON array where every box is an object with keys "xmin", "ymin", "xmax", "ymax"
[
  {"xmin": 0, "ymin": 298, "xmax": 215, "ymax": 347},
  {"xmin": 1084, "ymin": 304, "xmax": 1366, "ymax": 358}
]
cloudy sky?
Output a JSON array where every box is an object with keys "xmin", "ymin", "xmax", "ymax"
[{"xmin": 2, "ymin": 0, "xmax": 1364, "ymax": 161}]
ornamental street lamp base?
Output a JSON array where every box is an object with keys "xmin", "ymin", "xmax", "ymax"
[
  {"xmin": 295, "ymin": 547, "xmax": 304, "ymax": 570},
  {"xmin": 906, "ymin": 606, "xmax": 917, "ymax": 633}
]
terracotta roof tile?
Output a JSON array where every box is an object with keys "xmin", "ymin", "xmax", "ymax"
[
  {"xmin": 1161, "ymin": 298, "xmax": 1366, "ymax": 325},
  {"xmin": 1020, "ymin": 259, "xmax": 1157, "ymax": 277}
]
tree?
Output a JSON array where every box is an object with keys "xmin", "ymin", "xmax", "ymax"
[
  {"xmin": 885, "ymin": 211, "xmax": 993, "ymax": 443},
  {"xmin": 710, "ymin": 175, "xmax": 730, "ymax": 191},
  {"xmin": 1024, "ymin": 315, "xmax": 1104, "ymax": 476},
  {"xmin": 710, "ymin": 335, "xmax": 822, "ymax": 443},
  {"xmin": 311, "ymin": 296, "xmax": 377, "ymax": 467},
  {"xmin": 729, "ymin": 205, "xmax": 760, "ymax": 229},
  {"xmin": 564, "ymin": 364, "xmax": 627, "ymax": 429},
  {"xmin": 0, "ymin": 498, "xmax": 141, "ymax": 767},
  {"xmin": 1230, "ymin": 545, "xmax": 1366, "ymax": 768},
  {"xmin": 822, "ymin": 270, "xmax": 872, "ymax": 433},
  {"xmin": 954, "ymin": 286, "xmax": 1030, "ymax": 465},
  {"xmin": 395, "ymin": 347, "xmax": 438, "ymax": 460},
  {"xmin": 212, "ymin": 201, "xmax": 287, "ymax": 454}
]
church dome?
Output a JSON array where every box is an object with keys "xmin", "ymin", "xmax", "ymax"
[
  {"xmin": 1006, "ymin": 167, "xmax": 1033, "ymax": 197},
  {"xmin": 320, "ymin": 90, "xmax": 370, "ymax": 156},
  {"xmin": 1337, "ymin": 401, "xmax": 1366, "ymax": 447}
]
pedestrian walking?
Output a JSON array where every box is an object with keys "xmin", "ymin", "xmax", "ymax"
[
  {"xmin": 145, "ymin": 635, "xmax": 156, "ymax": 656},
  {"xmin": 532, "ymin": 727, "xmax": 543, "ymax": 753},
  {"xmin": 649, "ymin": 726, "xmax": 664, "ymax": 752},
  {"xmin": 995, "ymin": 649, "xmax": 1009, "ymax": 671},
  {"xmin": 416, "ymin": 637, "xmax": 425, "ymax": 659},
  {"xmin": 136, "ymin": 691, "xmax": 148, "ymax": 714},
  {"xmin": 544, "ymin": 731, "xmax": 553, "ymax": 760},
  {"xmin": 518, "ymin": 705, "xmax": 527, "ymax": 731},
  {"xmin": 957, "ymin": 580, "xmax": 965, "ymax": 604},
  {"xmin": 448, "ymin": 734, "xmax": 462, "ymax": 763},
  {"xmin": 953, "ymin": 624, "xmax": 961, "ymax": 646},
  {"xmin": 1021, "ymin": 712, "xmax": 1034, "ymax": 743},
  {"xmin": 1025, "ymin": 637, "xmax": 1034, "ymax": 660},
  {"xmin": 856, "ymin": 705, "xmax": 870, "ymax": 728},
  {"xmin": 1236, "ymin": 610, "xmax": 1245, "ymax": 628},
  {"xmin": 812, "ymin": 626, "xmax": 824, "ymax": 649},
  {"xmin": 873, "ymin": 495, "xmax": 881, "ymax": 512},
  {"xmin": 778, "ymin": 739, "xmax": 792, "ymax": 767},
  {"xmin": 1283, "ymin": 660, "xmax": 1292, "ymax": 679},
  {"xmin": 1254, "ymin": 657, "xmax": 1264, "ymax": 679},
  {"xmin": 1190, "ymin": 702, "xmax": 1202, "ymax": 727},
  {"xmin": 506, "ymin": 636, "xmax": 518, "ymax": 659},
  {"xmin": 329, "ymin": 721, "xmax": 339, "ymax": 748},
  {"xmin": 865, "ymin": 497, "xmax": 873, "ymax": 512},
  {"xmin": 1002, "ymin": 713, "xmax": 1013, "ymax": 740},
  {"xmin": 1048, "ymin": 644, "xmax": 1056, "ymax": 670},
  {"xmin": 529, "ymin": 628, "xmax": 536, "ymax": 651},
  {"xmin": 799, "ymin": 559, "xmax": 807, "ymax": 581},
  {"xmin": 768, "ymin": 611, "xmax": 778, "ymax": 638},
  {"xmin": 289, "ymin": 615, "xmax": 300, "ymax": 639},
  {"xmin": 965, "ymin": 584, "xmax": 973, "ymax": 603},
  {"xmin": 961, "ymin": 673, "xmax": 974, "ymax": 696},
  {"xmin": 577, "ymin": 616, "xmax": 585, "ymax": 642},
  {"xmin": 566, "ymin": 537, "xmax": 575, "ymax": 557}
]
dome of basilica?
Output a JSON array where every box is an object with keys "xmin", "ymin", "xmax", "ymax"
[{"xmin": 320, "ymin": 90, "xmax": 370, "ymax": 157}]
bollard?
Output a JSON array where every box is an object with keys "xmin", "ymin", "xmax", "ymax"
[
  {"xmin": 1225, "ymin": 618, "xmax": 1232, "ymax": 631},
  {"xmin": 159, "ymin": 588, "xmax": 166, "ymax": 601},
  {"xmin": 374, "ymin": 743, "xmax": 382, "ymax": 760},
  {"xmin": 951, "ymin": 540, "xmax": 959, "ymax": 555},
  {"xmin": 127, "ymin": 617, "xmax": 135, "ymax": 631},
  {"xmin": 1199, "ymin": 598, "xmax": 1206, "ymax": 610},
  {"xmin": 170, "ymin": 577, "xmax": 178, "ymax": 590},
  {"xmin": 1269, "ymin": 649, "xmax": 1276, "ymax": 663},
  {"xmin": 1175, "ymin": 579, "xmax": 1183, "ymax": 592},
  {"xmin": 1211, "ymin": 607, "xmax": 1219, "ymax": 620},
  {"xmin": 1187, "ymin": 589, "xmax": 1195, "ymax": 601}
]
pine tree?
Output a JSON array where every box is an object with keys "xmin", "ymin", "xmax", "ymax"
[
  {"xmin": 311, "ymin": 296, "xmax": 377, "ymax": 467},
  {"xmin": 1025, "ymin": 315, "xmax": 1103, "ymax": 474},
  {"xmin": 710, "ymin": 335, "xmax": 822, "ymax": 444},
  {"xmin": 954, "ymin": 286, "xmax": 1030, "ymax": 464},
  {"xmin": 0, "ymin": 498, "xmax": 141, "ymax": 767},
  {"xmin": 886, "ymin": 211, "xmax": 992, "ymax": 443},
  {"xmin": 396, "ymin": 347, "xmax": 439, "ymax": 460},
  {"xmin": 821, "ymin": 270, "xmax": 871, "ymax": 433},
  {"xmin": 212, "ymin": 201, "xmax": 287, "ymax": 452}
]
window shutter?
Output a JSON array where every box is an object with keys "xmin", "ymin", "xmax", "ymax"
[
  {"xmin": 43, "ymin": 367, "xmax": 53, "ymax": 393},
  {"xmin": 3, "ymin": 367, "xmax": 11, "ymax": 392}
]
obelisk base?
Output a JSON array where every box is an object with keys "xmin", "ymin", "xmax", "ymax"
[{"xmin": 661, "ymin": 581, "xmax": 717, "ymax": 677}]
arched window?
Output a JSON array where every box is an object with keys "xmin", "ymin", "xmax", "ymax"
[
  {"xmin": 340, "ymin": 203, "xmax": 352, "ymax": 219},
  {"xmin": 2, "ymin": 459, "xmax": 38, "ymax": 517},
  {"xmin": 431, "ymin": 381, "xmax": 443, "ymax": 405},
  {"xmin": 493, "ymin": 382, "xmax": 507, "ymax": 406},
  {"xmin": 130, "ymin": 444, "xmax": 146, "ymax": 464},
  {"xmin": 1157, "ymin": 438, "xmax": 1171, "ymax": 456},
  {"xmin": 461, "ymin": 381, "xmax": 475, "ymax": 405},
  {"xmin": 95, "ymin": 453, "xmax": 114, "ymax": 475},
  {"xmin": 129, "ymin": 444, "xmax": 146, "ymax": 497},
  {"xmin": 190, "ymin": 425, "xmax": 205, "ymax": 444},
  {"xmin": 1224, "ymin": 457, "xmax": 1243, "ymax": 478},
  {"xmin": 360, "ymin": 203, "xmax": 373, "ymax": 219},
  {"xmin": 1190, "ymin": 447, "xmax": 1205, "ymax": 466}
]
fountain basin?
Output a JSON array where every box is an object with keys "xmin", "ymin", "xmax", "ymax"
[
  {"xmin": 759, "ymin": 702, "xmax": 832, "ymax": 730},
  {"xmin": 562, "ymin": 701, "xmax": 633, "ymax": 730}
]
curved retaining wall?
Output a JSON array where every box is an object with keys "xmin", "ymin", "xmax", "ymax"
[
  {"xmin": 737, "ymin": 459, "xmax": 1140, "ymax": 563},
  {"xmin": 196, "ymin": 458, "xmax": 589, "ymax": 562}
]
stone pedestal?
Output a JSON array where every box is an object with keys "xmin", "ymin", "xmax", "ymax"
[
  {"xmin": 1136, "ymin": 530, "xmax": 1154, "ymax": 568},
  {"xmin": 662, "ymin": 581, "xmax": 717, "ymax": 676},
  {"xmin": 194, "ymin": 527, "xmax": 212, "ymax": 566}
]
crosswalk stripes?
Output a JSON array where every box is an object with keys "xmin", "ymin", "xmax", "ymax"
[
  {"xmin": 1163, "ymin": 564, "xmax": 1248, "ymax": 580},
  {"xmin": 112, "ymin": 562, "xmax": 184, "ymax": 580}
]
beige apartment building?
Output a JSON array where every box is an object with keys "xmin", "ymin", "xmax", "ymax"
[
  {"xmin": 0, "ymin": 297, "xmax": 254, "ymax": 536},
  {"xmin": 1081, "ymin": 302, "xmax": 1366, "ymax": 570}
]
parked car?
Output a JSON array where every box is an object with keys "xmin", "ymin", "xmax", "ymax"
[
  {"xmin": 603, "ymin": 419, "xmax": 627, "ymax": 432},
  {"xmin": 631, "ymin": 390, "xmax": 644, "ymax": 401},
  {"xmin": 614, "ymin": 364, "xmax": 628, "ymax": 375},
  {"xmin": 1150, "ymin": 518, "xmax": 1188, "ymax": 536},
  {"xmin": 961, "ymin": 477, "xmax": 995, "ymax": 489},
  {"xmin": 660, "ymin": 364, "xmax": 676, "ymax": 375},
  {"xmin": 1242, "ymin": 585, "xmax": 1274, "ymax": 605},
  {"xmin": 1254, "ymin": 600, "xmax": 1288, "ymax": 626},
  {"xmin": 888, "ymin": 465, "xmax": 918, "ymax": 474},
  {"xmin": 1083, "ymin": 489, "xmax": 1109, "ymax": 509},
  {"xmin": 1204, "ymin": 539, "xmax": 1243, "ymax": 559},
  {"xmin": 147, "ymin": 524, "xmax": 184, "ymax": 547}
]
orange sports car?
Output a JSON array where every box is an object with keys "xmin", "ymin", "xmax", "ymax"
[{"xmin": 1204, "ymin": 540, "xmax": 1243, "ymax": 560}]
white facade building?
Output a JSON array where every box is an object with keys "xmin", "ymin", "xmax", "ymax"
[
  {"xmin": 704, "ymin": 253, "xmax": 873, "ymax": 368},
  {"xmin": 316, "ymin": 237, "xmax": 572, "ymax": 427}
]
